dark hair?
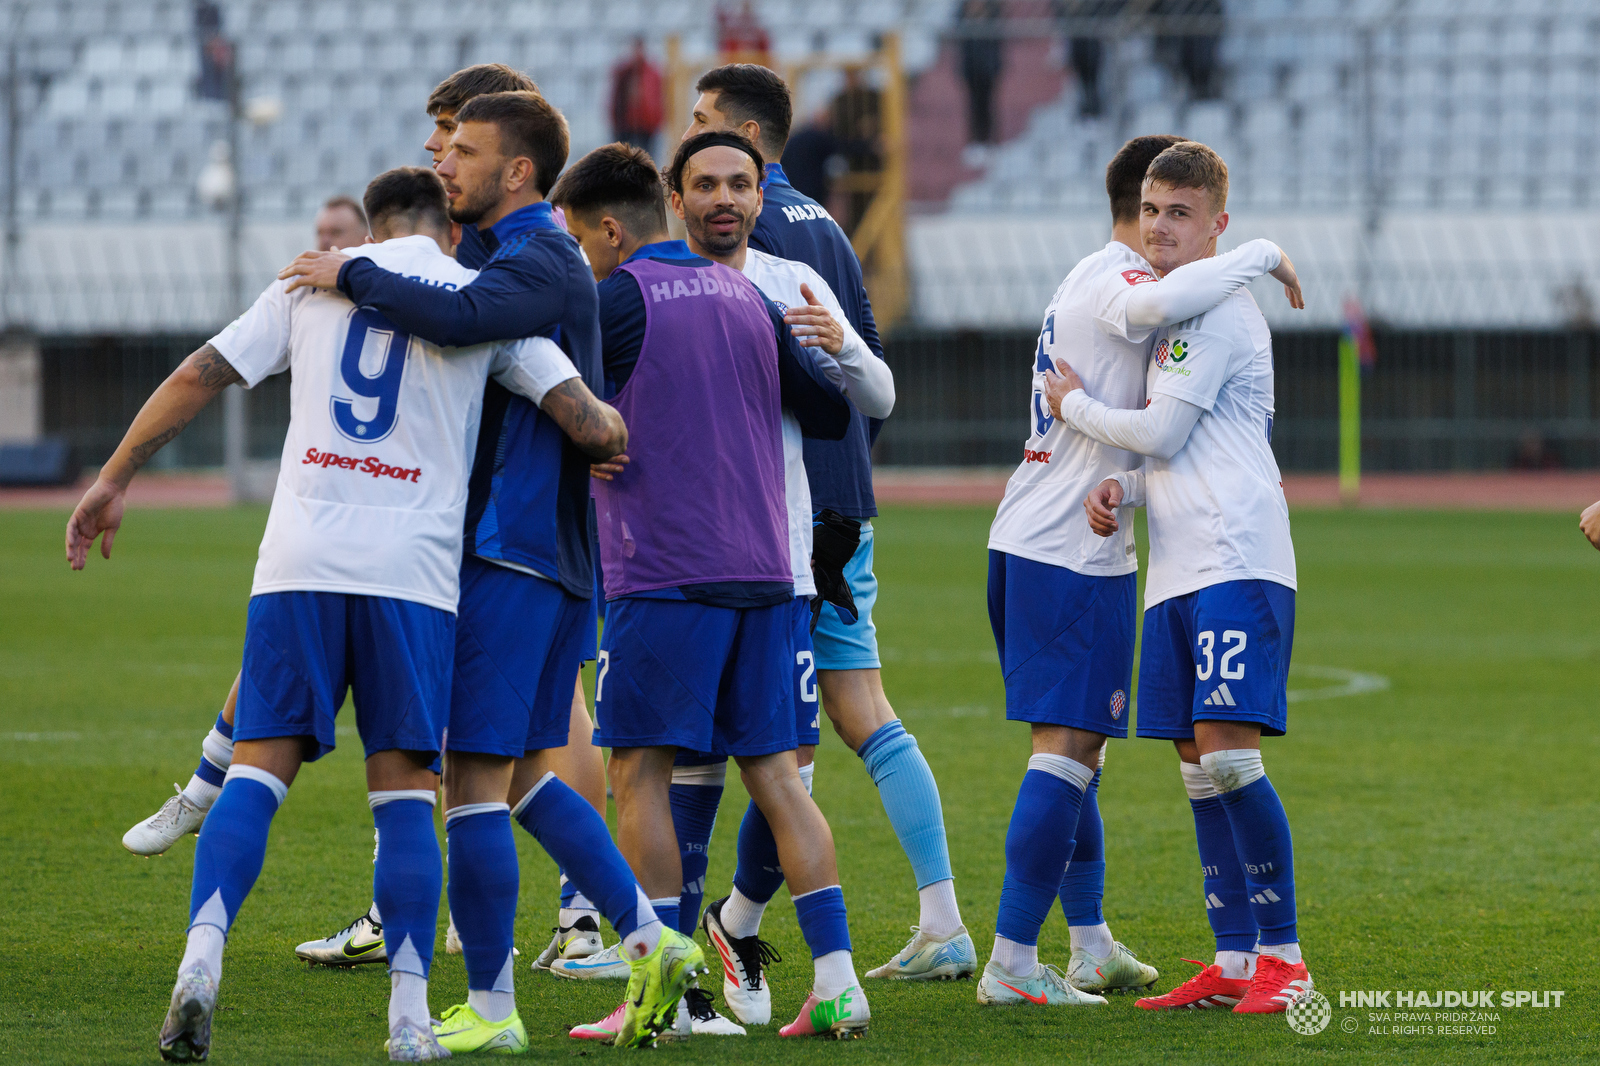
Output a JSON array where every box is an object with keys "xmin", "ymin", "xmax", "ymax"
[
  {"xmin": 320, "ymin": 194, "xmax": 366, "ymax": 226},
  {"xmin": 694, "ymin": 64, "xmax": 792, "ymax": 156},
  {"xmin": 1145, "ymin": 140, "xmax": 1230, "ymax": 214},
  {"xmin": 362, "ymin": 166, "xmax": 449, "ymax": 236},
  {"xmin": 549, "ymin": 143, "xmax": 668, "ymax": 237},
  {"xmin": 426, "ymin": 63, "xmax": 539, "ymax": 116},
  {"xmin": 454, "ymin": 91, "xmax": 570, "ymax": 197},
  {"xmin": 667, "ymin": 131, "xmax": 765, "ymax": 196},
  {"xmin": 1106, "ymin": 135, "xmax": 1186, "ymax": 223}
]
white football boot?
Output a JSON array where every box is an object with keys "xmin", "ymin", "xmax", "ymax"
[
  {"xmin": 533, "ymin": 914, "xmax": 604, "ymax": 970},
  {"xmin": 549, "ymin": 942, "xmax": 630, "ymax": 980},
  {"xmin": 124, "ymin": 785, "xmax": 208, "ymax": 856},
  {"xmin": 701, "ymin": 896, "xmax": 777, "ymax": 1025},
  {"xmin": 866, "ymin": 925, "xmax": 979, "ymax": 980},
  {"xmin": 1068, "ymin": 941, "xmax": 1159, "ymax": 993},
  {"xmin": 976, "ymin": 959, "xmax": 1108, "ymax": 1006},
  {"xmin": 676, "ymin": 986, "xmax": 747, "ymax": 1035},
  {"xmin": 385, "ymin": 1017, "xmax": 450, "ymax": 1061},
  {"xmin": 158, "ymin": 961, "xmax": 218, "ymax": 1062},
  {"xmin": 294, "ymin": 905, "xmax": 387, "ymax": 967}
]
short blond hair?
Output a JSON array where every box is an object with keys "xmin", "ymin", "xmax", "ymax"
[{"xmin": 1145, "ymin": 140, "xmax": 1229, "ymax": 214}]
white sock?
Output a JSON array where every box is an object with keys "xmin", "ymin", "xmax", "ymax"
[
  {"xmin": 1257, "ymin": 941, "xmax": 1302, "ymax": 965},
  {"xmin": 559, "ymin": 906, "xmax": 599, "ymax": 928},
  {"xmin": 368, "ymin": 901, "xmax": 382, "ymax": 925},
  {"xmin": 990, "ymin": 935, "xmax": 1036, "ymax": 976},
  {"xmin": 917, "ymin": 878, "xmax": 962, "ymax": 939},
  {"xmin": 622, "ymin": 888, "xmax": 665, "ymax": 960},
  {"xmin": 797, "ymin": 761, "xmax": 815, "ymax": 795},
  {"xmin": 1215, "ymin": 949, "xmax": 1257, "ymax": 980},
  {"xmin": 813, "ymin": 949, "xmax": 858, "ymax": 999},
  {"xmin": 466, "ymin": 951, "xmax": 516, "ymax": 1023},
  {"xmin": 179, "ymin": 923, "xmax": 226, "ymax": 982},
  {"xmin": 389, "ymin": 970, "xmax": 430, "ymax": 1031},
  {"xmin": 1068, "ymin": 922, "xmax": 1114, "ymax": 958},
  {"xmin": 719, "ymin": 885, "xmax": 767, "ymax": 940},
  {"xmin": 182, "ymin": 775, "xmax": 223, "ymax": 808}
]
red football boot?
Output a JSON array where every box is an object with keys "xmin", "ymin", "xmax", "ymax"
[
  {"xmin": 1135, "ymin": 959, "xmax": 1249, "ymax": 1011},
  {"xmin": 1232, "ymin": 953, "xmax": 1313, "ymax": 1013}
]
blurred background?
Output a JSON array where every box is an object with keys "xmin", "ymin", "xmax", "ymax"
[{"xmin": 2, "ymin": 0, "xmax": 1598, "ymax": 492}]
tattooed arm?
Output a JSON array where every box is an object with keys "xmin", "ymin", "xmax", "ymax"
[
  {"xmin": 538, "ymin": 378, "xmax": 628, "ymax": 461},
  {"xmin": 65, "ymin": 343, "xmax": 243, "ymax": 569}
]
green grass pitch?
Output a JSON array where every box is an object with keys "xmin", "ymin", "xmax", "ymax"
[{"xmin": 1, "ymin": 503, "xmax": 1594, "ymax": 1064}]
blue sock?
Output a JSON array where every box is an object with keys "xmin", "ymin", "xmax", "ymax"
[
  {"xmin": 445, "ymin": 805, "xmax": 518, "ymax": 992},
  {"xmin": 732, "ymin": 798, "xmax": 786, "ymax": 904},
  {"xmin": 559, "ymin": 869, "xmax": 576, "ymax": 908},
  {"xmin": 371, "ymin": 796, "xmax": 443, "ymax": 979},
  {"xmin": 858, "ymin": 721, "xmax": 953, "ymax": 888},
  {"xmin": 188, "ymin": 772, "xmax": 282, "ymax": 931},
  {"xmin": 514, "ymin": 773, "xmax": 649, "ymax": 939},
  {"xmin": 193, "ymin": 712, "xmax": 234, "ymax": 788},
  {"xmin": 1058, "ymin": 769, "xmax": 1105, "ymax": 926},
  {"xmin": 1217, "ymin": 776, "xmax": 1298, "ymax": 946},
  {"xmin": 1192, "ymin": 794, "xmax": 1258, "ymax": 952},
  {"xmin": 995, "ymin": 768, "xmax": 1083, "ymax": 945},
  {"xmin": 793, "ymin": 885, "xmax": 852, "ymax": 958},
  {"xmin": 670, "ymin": 782, "xmax": 723, "ymax": 935},
  {"xmin": 649, "ymin": 897, "xmax": 680, "ymax": 938}
]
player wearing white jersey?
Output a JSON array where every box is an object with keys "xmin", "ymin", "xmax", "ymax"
[
  {"xmin": 979, "ymin": 135, "xmax": 1300, "ymax": 1010},
  {"xmin": 65, "ymin": 167, "xmax": 624, "ymax": 1063},
  {"xmin": 1048, "ymin": 140, "xmax": 1314, "ymax": 1017}
]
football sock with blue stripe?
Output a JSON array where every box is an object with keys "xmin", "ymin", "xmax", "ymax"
[
  {"xmin": 793, "ymin": 885, "xmax": 858, "ymax": 999},
  {"xmin": 370, "ymin": 791, "xmax": 443, "ymax": 982},
  {"xmin": 513, "ymin": 771, "xmax": 653, "ymax": 941},
  {"xmin": 670, "ymin": 764, "xmax": 725, "ymax": 935},
  {"xmin": 1059, "ymin": 766, "xmax": 1114, "ymax": 958},
  {"xmin": 1202, "ymin": 750, "xmax": 1299, "ymax": 956},
  {"xmin": 1181, "ymin": 761, "xmax": 1259, "ymax": 963},
  {"xmin": 445, "ymin": 803, "xmax": 518, "ymax": 1023},
  {"xmin": 558, "ymin": 871, "xmax": 599, "ymax": 928},
  {"xmin": 183, "ymin": 711, "xmax": 234, "ymax": 808},
  {"xmin": 992, "ymin": 756, "xmax": 1091, "ymax": 973},
  {"xmin": 858, "ymin": 720, "xmax": 963, "ymax": 935},
  {"xmin": 649, "ymin": 897, "xmax": 680, "ymax": 940}
]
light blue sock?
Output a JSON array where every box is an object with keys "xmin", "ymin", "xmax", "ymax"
[
  {"xmin": 857, "ymin": 720, "xmax": 953, "ymax": 888},
  {"xmin": 1217, "ymin": 776, "xmax": 1298, "ymax": 946},
  {"xmin": 1058, "ymin": 769, "xmax": 1105, "ymax": 926},
  {"xmin": 514, "ymin": 772, "xmax": 649, "ymax": 939},
  {"xmin": 372, "ymin": 796, "xmax": 444, "ymax": 979},
  {"xmin": 445, "ymin": 805, "xmax": 518, "ymax": 993},
  {"xmin": 670, "ymin": 783, "xmax": 722, "ymax": 935},
  {"xmin": 188, "ymin": 771, "xmax": 283, "ymax": 932}
]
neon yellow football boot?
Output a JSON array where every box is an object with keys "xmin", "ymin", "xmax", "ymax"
[
  {"xmin": 431, "ymin": 1002, "xmax": 528, "ymax": 1055},
  {"xmin": 614, "ymin": 928, "xmax": 708, "ymax": 1049}
]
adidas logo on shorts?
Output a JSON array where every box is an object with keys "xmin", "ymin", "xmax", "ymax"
[{"xmin": 1201, "ymin": 683, "xmax": 1237, "ymax": 707}]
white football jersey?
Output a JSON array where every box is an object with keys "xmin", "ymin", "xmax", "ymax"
[
  {"xmin": 1141, "ymin": 289, "xmax": 1296, "ymax": 609},
  {"xmin": 988, "ymin": 241, "xmax": 1159, "ymax": 576},
  {"xmin": 210, "ymin": 234, "xmax": 580, "ymax": 613},
  {"xmin": 741, "ymin": 249, "xmax": 860, "ymax": 598}
]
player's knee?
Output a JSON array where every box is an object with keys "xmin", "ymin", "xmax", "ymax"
[{"xmin": 1198, "ymin": 748, "xmax": 1265, "ymax": 793}]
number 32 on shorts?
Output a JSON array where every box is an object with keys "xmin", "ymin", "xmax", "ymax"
[{"xmin": 1195, "ymin": 630, "xmax": 1247, "ymax": 681}]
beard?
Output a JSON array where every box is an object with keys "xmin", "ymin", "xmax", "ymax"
[
  {"xmin": 687, "ymin": 207, "xmax": 753, "ymax": 256},
  {"xmin": 446, "ymin": 180, "xmax": 495, "ymax": 226}
]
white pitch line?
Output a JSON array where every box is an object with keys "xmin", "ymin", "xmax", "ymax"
[{"xmin": 1287, "ymin": 665, "xmax": 1391, "ymax": 703}]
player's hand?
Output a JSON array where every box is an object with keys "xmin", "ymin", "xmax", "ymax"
[
  {"xmin": 1084, "ymin": 478, "xmax": 1124, "ymax": 537},
  {"xmin": 65, "ymin": 477, "xmax": 126, "ymax": 570},
  {"xmin": 1043, "ymin": 358, "xmax": 1085, "ymax": 421},
  {"xmin": 278, "ymin": 250, "xmax": 351, "ymax": 293},
  {"xmin": 590, "ymin": 453, "xmax": 629, "ymax": 482},
  {"xmin": 783, "ymin": 284, "xmax": 846, "ymax": 355},
  {"xmin": 1269, "ymin": 249, "xmax": 1305, "ymax": 310},
  {"xmin": 1581, "ymin": 499, "xmax": 1600, "ymax": 551}
]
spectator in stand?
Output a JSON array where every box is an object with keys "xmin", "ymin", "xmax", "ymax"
[
  {"xmin": 313, "ymin": 195, "xmax": 368, "ymax": 251},
  {"xmin": 781, "ymin": 107, "xmax": 843, "ymax": 205},
  {"xmin": 958, "ymin": 0, "xmax": 1005, "ymax": 166},
  {"xmin": 831, "ymin": 71, "xmax": 882, "ymax": 235},
  {"xmin": 1057, "ymin": 0, "xmax": 1125, "ymax": 118},
  {"xmin": 717, "ymin": 1, "xmax": 771, "ymax": 57},
  {"xmin": 1154, "ymin": 0, "xmax": 1223, "ymax": 100},
  {"xmin": 609, "ymin": 38, "xmax": 665, "ymax": 155}
]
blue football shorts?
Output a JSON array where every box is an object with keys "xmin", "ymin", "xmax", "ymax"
[
  {"xmin": 1136, "ymin": 578, "xmax": 1296, "ymax": 740},
  {"xmin": 235, "ymin": 590, "xmax": 454, "ymax": 770},
  {"xmin": 987, "ymin": 550, "xmax": 1136, "ymax": 738}
]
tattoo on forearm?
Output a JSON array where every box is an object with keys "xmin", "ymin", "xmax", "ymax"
[
  {"xmin": 542, "ymin": 379, "xmax": 622, "ymax": 457},
  {"xmin": 128, "ymin": 418, "xmax": 191, "ymax": 470},
  {"xmin": 191, "ymin": 343, "xmax": 243, "ymax": 389}
]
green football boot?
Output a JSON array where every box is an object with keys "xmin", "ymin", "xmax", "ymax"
[
  {"xmin": 432, "ymin": 1002, "xmax": 528, "ymax": 1055},
  {"xmin": 614, "ymin": 929, "xmax": 708, "ymax": 1049}
]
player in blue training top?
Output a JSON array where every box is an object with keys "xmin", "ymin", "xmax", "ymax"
[{"xmin": 682, "ymin": 63, "xmax": 976, "ymax": 981}]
